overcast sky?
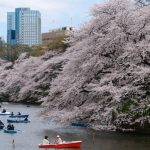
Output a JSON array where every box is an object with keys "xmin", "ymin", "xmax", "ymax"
[{"xmin": 0, "ymin": 0, "xmax": 105, "ymax": 40}]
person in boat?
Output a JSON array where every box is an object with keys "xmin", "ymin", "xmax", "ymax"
[
  {"xmin": 0, "ymin": 120, "xmax": 4, "ymax": 125},
  {"xmin": 2, "ymin": 109, "xmax": 6, "ymax": 113},
  {"xmin": 18, "ymin": 112, "xmax": 21, "ymax": 115},
  {"xmin": 55, "ymin": 135, "xmax": 63, "ymax": 144},
  {"xmin": 11, "ymin": 124, "xmax": 14, "ymax": 130},
  {"xmin": 24, "ymin": 117, "xmax": 28, "ymax": 121},
  {"xmin": 0, "ymin": 120, "xmax": 4, "ymax": 129},
  {"xmin": 7, "ymin": 123, "xmax": 11, "ymax": 130},
  {"xmin": 7, "ymin": 123, "xmax": 14, "ymax": 130},
  {"xmin": 11, "ymin": 112, "xmax": 14, "ymax": 116},
  {"xmin": 42, "ymin": 136, "xmax": 49, "ymax": 145}
]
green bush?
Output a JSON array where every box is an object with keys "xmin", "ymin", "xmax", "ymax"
[
  {"xmin": 117, "ymin": 99, "xmax": 138, "ymax": 113},
  {"xmin": 47, "ymin": 34, "xmax": 68, "ymax": 52}
]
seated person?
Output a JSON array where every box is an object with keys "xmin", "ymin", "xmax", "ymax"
[
  {"xmin": 7, "ymin": 123, "xmax": 13, "ymax": 130},
  {"xmin": 24, "ymin": 117, "xmax": 28, "ymax": 121},
  {"xmin": 18, "ymin": 112, "xmax": 21, "ymax": 115},
  {"xmin": 2, "ymin": 109, "xmax": 6, "ymax": 113},
  {"xmin": 42, "ymin": 136, "xmax": 49, "ymax": 145},
  {"xmin": 55, "ymin": 135, "xmax": 63, "ymax": 144},
  {"xmin": 11, "ymin": 112, "xmax": 14, "ymax": 116},
  {"xmin": 0, "ymin": 120, "xmax": 4, "ymax": 125},
  {"xmin": 0, "ymin": 120, "xmax": 4, "ymax": 129},
  {"xmin": 11, "ymin": 124, "xmax": 14, "ymax": 130}
]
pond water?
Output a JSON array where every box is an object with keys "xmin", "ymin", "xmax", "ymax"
[{"xmin": 0, "ymin": 103, "xmax": 150, "ymax": 150}]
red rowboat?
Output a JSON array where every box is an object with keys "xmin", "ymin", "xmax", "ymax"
[{"xmin": 39, "ymin": 141, "xmax": 82, "ymax": 149}]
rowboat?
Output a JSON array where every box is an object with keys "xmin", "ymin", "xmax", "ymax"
[
  {"xmin": 0, "ymin": 120, "xmax": 4, "ymax": 129},
  {"xmin": 39, "ymin": 141, "xmax": 82, "ymax": 149},
  {"xmin": 71, "ymin": 122, "xmax": 89, "ymax": 127},
  {"xmin": 0, "ymin": 125, "xmax": 4, "ymax": 130},
  {"xmin": 9, "ymin": 114, "xmax": 29, "ymax": 118},
  {"xmin": 0, "ymin": 112, "xmax": 11, "ymax": 115},
  {"xmin": 4, "ymin": 129, "xmax": 17, "ymax": 134},
  {"xmin": 7, "ymin": 118, "xmax": 30, "ymax": 123}
]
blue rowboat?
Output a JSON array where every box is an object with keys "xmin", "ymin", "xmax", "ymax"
[
  {"xmin": 9, "ymin": 114, "xmax": 29, "ymax": 118},
  {"xmin": 4, "ymin": 129, "xmax": 17, "ymax": 134},
  {"xmin": 71, "ymin": 122, "xmax": 89, "ymax": 128},
  {"xmin": 7, "ymin": 118, "xmax": 30, "ymax": 123},
  {"xmin": 0, "ymin": 112, "xmax": 11, "ymax": 115},
  {"xmin": 0, "ymin": 125, "xmax": 4, "ymax": 130},
  {"xmin": 0, "ymin": 120, "xmax": 4, "ymax": 129}
]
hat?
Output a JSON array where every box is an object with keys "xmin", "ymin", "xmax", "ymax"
[
  {"xmin": 45, "ymin": 136, "xmax": 48, "ymax": 139},
  {"xmin": 57, "ymin": 135, "xmax": 60, "ymax": 138}
]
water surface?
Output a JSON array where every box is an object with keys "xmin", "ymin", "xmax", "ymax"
[{"xmin": 0, "ymin": 103, "xmax": 150, "ymax": 150}]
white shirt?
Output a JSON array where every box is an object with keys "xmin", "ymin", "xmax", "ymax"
[
  {"xmin": 57, "ymin": 138, "xmax": 63, "ymax": 144},
  {"xmin": 42, "ymin": 139, "xmax": 49, "ymax": 145}
]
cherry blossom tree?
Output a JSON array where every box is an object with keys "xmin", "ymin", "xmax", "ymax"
[
  {"xmin": 0, "ymin": 0, "xmax": 149, "ymax": 132},
  {"xmin": 44, "ymin": 0, "xmax": 150, "ymax": 132}
]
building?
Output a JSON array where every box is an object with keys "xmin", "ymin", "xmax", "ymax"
[
  {"xmin": 15, "ymin": 8, "xmax": 41, "ymax": 46},
  {"xmin": 7, "ymin": 12, "xmax": 16, "ymax": 45},
  {"xmin": 42, "ymin": 27, "xmax": 72, "ymax": 46},
  {"xmin": 0, "ymin": 37, "xmax": 5, "ymax": 49},
  {"xmin": 0, "ymin": 37, "xmax": 3, "ymax": 49},
  {"xmin": 7, "ymin": 8, "xmax": 41, "ymax": 46}
]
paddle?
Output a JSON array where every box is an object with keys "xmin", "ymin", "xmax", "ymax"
[
  {"xmin": 92, "ymin": 132, "xmax": 95, "ymax": 150},
  {"xmin": 16, "ymin": 129, "xmax": 22, "ymax": 132}
]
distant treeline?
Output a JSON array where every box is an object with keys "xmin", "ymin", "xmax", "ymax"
[{"xmin": 0, "ymin": 34, "xmax": 68, "ymax": 62}]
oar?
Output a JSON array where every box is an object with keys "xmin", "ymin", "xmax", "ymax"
[
  {"xmin": 3, "ymin": 127, "xmax": 22, "ymax": 133},
  {"xmin": 92, "ymin": 132, "xmax": 95, "ymax": 150}
]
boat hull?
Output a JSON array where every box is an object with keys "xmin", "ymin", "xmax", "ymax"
[
  {"xmin": 71, "ymin": 122, "xmax": 89, "ymax": 127},
  {"xmin": 0, "ymin": 125, "xmax": 4, "ymax": 130},
  {"xmin": 9, "ymin": 114, "xmax": 29, "ymax": 118},
  {"xmin": 0, "ymin": 112, "xmax": 11, "ymax": 115},
  {"xmin": 7, "ymin": 119, "xmax": 30, "ymax": 123},
  {"xmin": 39, "ymin": 141, "xmax": 82, "ymax": 149},
  {"xmin": 4, "ymin": 129, "xmax": 17, "ymax": 134}
]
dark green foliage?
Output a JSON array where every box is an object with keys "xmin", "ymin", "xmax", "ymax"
[
  {"xmin": 111, "ymin": 109, "xmax": 117, "ymax": 122},
  {"xmin": 117, "ymin": 99, "xmax": 150, "ymax": 120},
  {"xmin": 117, "ymin": 99, "xmax": 139, "ymax": 113},
  {"xmin": 0, "ymin": 44, "xmax": 32, "ymax": 62},
  {"xmin": 0, "ymin": 44, "xmax": 47, "ymax": 62},
  {"xmin": 130, "ymin": 107, "xmax": 150, "ymax": 118}
]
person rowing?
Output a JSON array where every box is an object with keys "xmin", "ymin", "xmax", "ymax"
[
  {"xmin": 0, "ymin": 120, "xmax": 4, "ymax": 125},
  {"xmin": 18, "ymin": 112, "xmax": 21, "ymax": 115},
  {"xmin": 7, "ymin": 123, "xmax": 14, "ymax": 130},
  {"xmin": 0, "ymin": 120, "xmax": 4, "ymax": 129},
  {"xmin": 55, "ymin": 135, "xmax": 63, "ymax": 144},
  {"xmin": 2, "ymin": 109, "xmax": 6, "ymax": 113},
  {"xmin": 24, "ymin": 117, "xmax": 28, "ymax": 121},
  {"xmin": 11, "ymin": 112, "xmax": 14, "ymax": 116},
  {"xmin": 42, "ymin": 136, "xmax": 50, "ymax": 145}
]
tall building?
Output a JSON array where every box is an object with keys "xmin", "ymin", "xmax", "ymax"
[
  {"xmin": 0, "ymin": 37, "xmax": 3, "ymax": 49},
  {"xmin": 7, "ymin": 12, "xmax": 16, "ymax": 45},
  {"xmin": 0, "ymin": 37, "xmax": 5, "ymax": 49},
  {"xmin": 7, "ymin": 8, "xmax": 41, "ymax": 46},
  {"xmin": 15, "ymin": 8, "xmax": 41, "ymax": 46}
]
